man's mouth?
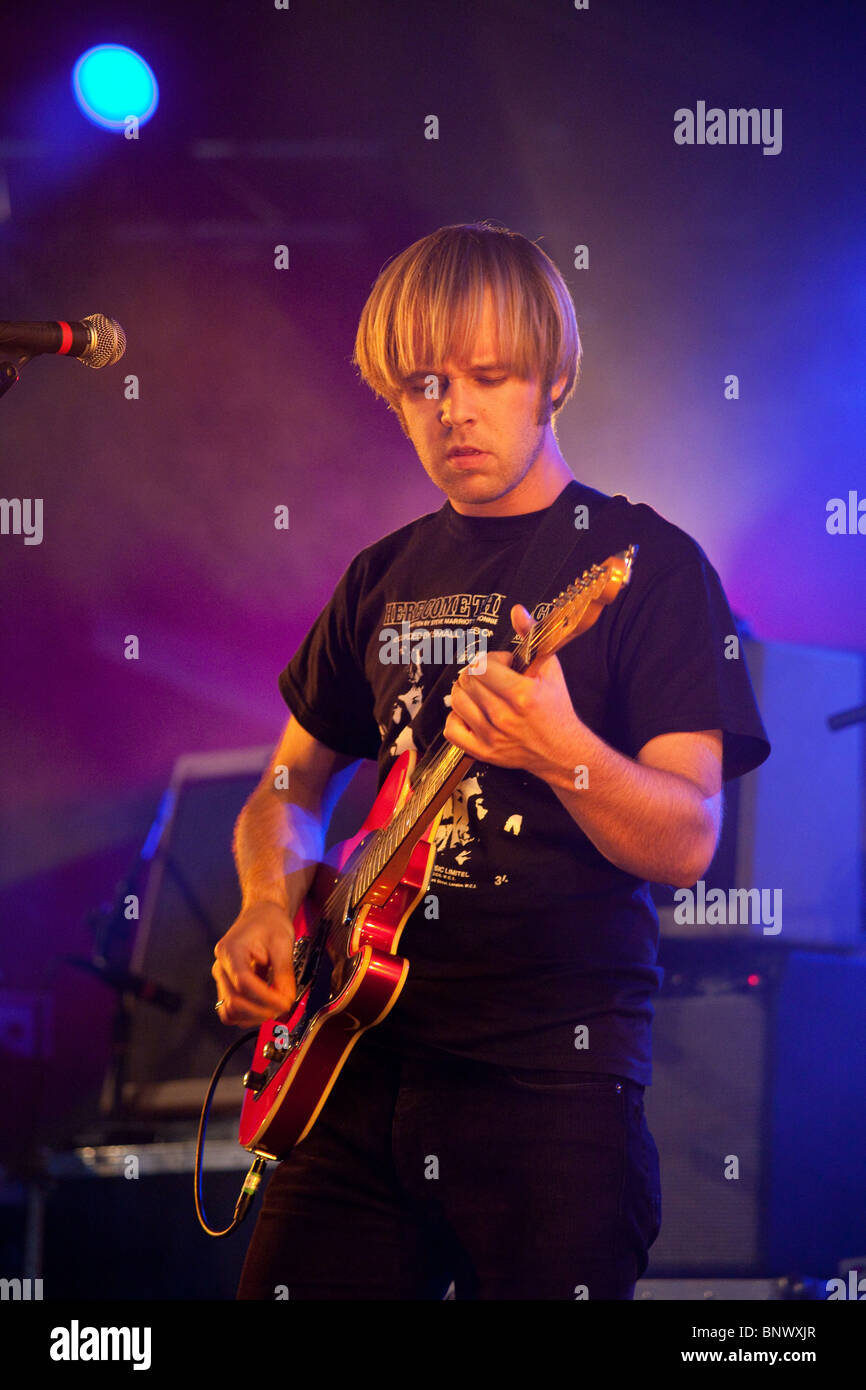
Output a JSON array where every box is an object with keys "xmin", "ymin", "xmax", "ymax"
[{"xmin": 448, "ymin": 447, "xmax": 485, "ymax": 458}]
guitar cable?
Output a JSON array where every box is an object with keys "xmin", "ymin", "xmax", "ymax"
[{"xmin": 194, "ymin": 1027, "xmax": 267, "ymax": 1238}]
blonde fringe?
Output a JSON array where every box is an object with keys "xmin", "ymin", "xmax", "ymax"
[{"xmin": 352, "ymin": 221, "xmax": 581, "ymax": 426}]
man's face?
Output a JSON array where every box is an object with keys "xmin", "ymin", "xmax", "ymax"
[{"xmin": 395, "ymin": 296, "xmax": 563, "ymax": 508}]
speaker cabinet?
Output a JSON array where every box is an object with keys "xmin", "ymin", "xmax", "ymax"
[{"xmin": 645, "ymin": 940, "xmax": 866, "ymax": 1277}]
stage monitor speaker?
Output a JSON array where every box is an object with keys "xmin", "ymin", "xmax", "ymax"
[
  {"xmin": 43, "ymin": 1157, "xmax": 250, "ymax": 1299},
  {"xmin": 645, "ymin": 939, "xmax": 866, "ymax": 1278}
]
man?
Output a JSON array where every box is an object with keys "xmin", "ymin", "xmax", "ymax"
[{"xmin": 213, "ymin": 221, "xmax": 771, "ymax": 1300}]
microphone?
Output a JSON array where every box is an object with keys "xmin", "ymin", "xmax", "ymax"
[{"xmin": 0, "ymin": 314, "xmax": 126, "ymax": 368}]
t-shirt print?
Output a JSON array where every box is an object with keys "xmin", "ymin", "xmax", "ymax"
[
  {"xmin": 430, "ymin": 767, "xmax": 525, "ymax": 891},
  {"xmin": 376, "ymin": 586, "xmax": 532, "ymax": 893}
]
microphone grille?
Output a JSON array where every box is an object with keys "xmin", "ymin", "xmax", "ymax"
[{"xmin": 80, "ymin": 313, "xmax": 127, "ymax": 368}]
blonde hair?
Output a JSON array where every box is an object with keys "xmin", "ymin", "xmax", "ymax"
[{"xmin": 352, "ymin": 221, "xmax": 581, "ymax": 431}]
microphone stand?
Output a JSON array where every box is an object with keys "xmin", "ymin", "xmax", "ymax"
[
  {"xmin": 827, "ymin": 703, "xmax": 866, "ymax": 731},
  {"xmin": 67, "ymin": 789, "xmax": 182, "ymax": 1125}
]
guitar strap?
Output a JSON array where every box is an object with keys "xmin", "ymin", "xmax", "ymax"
[{"xmin": 409, "ymin": 478, "xmax": 619, "ymax": 759}]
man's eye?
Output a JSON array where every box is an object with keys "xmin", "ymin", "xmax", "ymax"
[{"xmin": 406, "ymin": 375, "xmax": 505, "ymax": 393}]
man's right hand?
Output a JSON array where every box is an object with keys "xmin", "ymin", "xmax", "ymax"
[{"xmin": 212, "ymin": 901, "xmax": 298, "ymax": 1027}]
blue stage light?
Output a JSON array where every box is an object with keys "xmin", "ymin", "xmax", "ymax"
[{"xmin": 72, "ymin": 44, "xmax": 159, "ymax": 132}]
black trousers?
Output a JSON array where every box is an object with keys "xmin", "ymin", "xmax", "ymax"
[{"xmin": 237, "ymin": 1029, "xmax": 662, "ymax": 1300}]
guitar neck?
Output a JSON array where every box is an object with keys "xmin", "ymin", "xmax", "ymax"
[{"xmin": 349, "ymin": 739, "xmax": 473, "ymax": 908}]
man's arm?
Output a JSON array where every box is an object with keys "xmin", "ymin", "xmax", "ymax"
[
  {"xmin": 537, "ymin": 725, "xmax": 723, "ymax": 888},
  {"xmin": 212, "ymin": 717, "xmax": 362, "ymax": 1026},
  {"xmin": 444, "ymin": 604, "xmax": 723, "ymax": 889}
]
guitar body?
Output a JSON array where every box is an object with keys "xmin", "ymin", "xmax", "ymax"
[{"xmin": 238, "ymin": 748, "xmax": 442, "ymax": 1159}]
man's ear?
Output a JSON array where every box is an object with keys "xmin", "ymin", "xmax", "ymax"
[
  {"xmin": 549, "ymin": 370, "xmax": 569, "ymax": 413},
  {"xmin": 540, "ymin": 370, "xmax": 570, "ymax": 427},
  {"xmin": 538, "ymin": 387, "xmax": 556, "ymax": 428}
]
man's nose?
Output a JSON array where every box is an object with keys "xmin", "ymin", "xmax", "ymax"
[{"xmin": 439, "ymin": 377, "xmax": 476, "ymax": 425}]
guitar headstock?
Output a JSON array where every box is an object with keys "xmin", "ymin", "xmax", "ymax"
[{"xmin": 517, "ymin": 544, "xmax": 638, "ymax": 667}]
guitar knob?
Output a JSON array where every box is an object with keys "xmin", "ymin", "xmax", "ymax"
[
  {"xmin": 262, "ymin": 1042, "xmax": 283, "ymax": 1060},
  {"xmin": 242, "ymin": 1069, "xmax": 268, "ymax": 1091}
]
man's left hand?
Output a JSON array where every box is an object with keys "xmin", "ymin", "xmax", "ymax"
[{"xmin": 444, "ymin": 603, "xmax": 582, "ymax": 780}]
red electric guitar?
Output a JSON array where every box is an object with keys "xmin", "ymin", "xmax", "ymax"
[{"xmin": 238, "ymin": 545, "xmax": 637, "ymax": 1159}]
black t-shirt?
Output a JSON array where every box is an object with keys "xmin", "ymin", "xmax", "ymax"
[{"xmin": 278, "ymin": 479, "xmax": 771, "ymax": 1084}]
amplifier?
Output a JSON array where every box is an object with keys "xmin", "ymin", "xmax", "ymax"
[{"xmin": 645, "ymin": 940, "xmax": 866, "ymax": 1278}]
